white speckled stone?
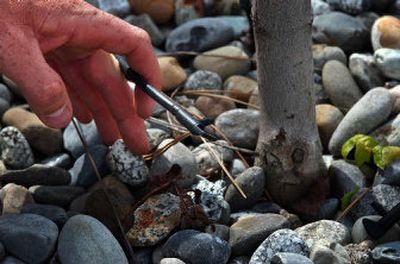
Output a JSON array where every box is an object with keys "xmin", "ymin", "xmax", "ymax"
[
  {"xmin": 0, "ymin": 126, "xmax": 34, "ymax": 169},
  {"xmin": 106, "ymin": 139, "xmax": 149, "ymax": 187}
]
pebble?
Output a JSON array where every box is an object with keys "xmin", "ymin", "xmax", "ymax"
[
  {"xmin": 132, "ymin": 248, "xmax": 153, "ymax": 264},
  {"xmin": 230, "ymin": 159, "xmax": 246, "ymax": 177},
  {"xmin": 348, "ymin": 187, "xmax": 379, "ymax": 220},
  {"xmin": 162, "ymin": 229, "xmax": 231, "ymax": 264},
  {"xmin": 229, "ymin": 214, "xmax": 289, "ymax": 256},
  {"xmin": 160, "ymin": 258, "xmax": 186, "ymax": 264},
  {"xmin": 166, "ymin": 17, "xmax": 234, "ymax": 52},
  {"xmin": 175, "ymin": 0, "xmax": 201, "ymax": 25},
  {"xmin": 192, "ymin": 176, "xmax": 230, "ymax": 224},
  {"xmin": 316, "ymin": 104, "xmax": 344, "ymax": 151},
  {"xmin": 390, "ymin": 85, "xmax": 400, "ymax": 114},
  {"xmin": 127, "ymin": 193, "xmax": 182, "ymax": 247},
  {"xmin": 249, "ymin": 229, "xmax": 309, "ymax": 264},
  {"xmin": 29, "ymin": 185, "xmax": 85, "ymax": 208},
  {"xmin": 0, "ymin": 164, "xmax": 70, "ymax": 187},
  {"xmin": 372, "ymin": 113, "xmax": 400, "ymax": 147},
  {"xmin": 371, "ymin": 16, "xmax": 400, "ymax": 51},
  {"xmin": 69, "ymin": 144, "xmax": 109, "ymax": 187},
  {"xmin": 205, "ymin": 224, "xmax": 230, "ymax": 242},
  {"xmin": 2, "ymin": 107, "xmax": 62, "ymax": 155},
  {"xmin": 158, "ymin": 57, "xmax": 187, "ymax": 92},
  {"xmin": 295, "ymin": 220, "xmax": 351, "ymax": 248},
  {"xmin": 0, "ymin": 126, "xmax": 34, "ymax": 169},
  {"xmin": 329, "ymin": 159, "xmax": 367, "ymax": 198},
  {"xmin": 371, "ymin": 183, "xmax": 400, "ymax": 212},
  {"xmin": 352, "ymin": 215, "xmax": 400, "ymax": 243},
  {"xmin": 349, "ymin": 53, "xmax": 384, "ymax": 92},
  {"xmin": 218, "ymin": 16, "xmax": 250, "ymax": 39},
  {"xmin": 310, "ymin": 243, "xmax": 351, "ymax": 264},
  {"xmin": 87, "ymin": 0, "xmax": 130, "ymax": 17},
  {"xmin": 149, "ymin": 139, "xmax": 197, "ymax": 188},
  {"xmin": 215, "ymin": 109, "xmax": 260, "ymax": 149},
  {"xmin": 0, "ymin": 214, "xmax": 58, "ymax": 264},
  {"xmin": 0, "ymin": 99, "xmax": 10, "ymax": 119},
  {"xmin": 130, "ymin": 0, "xmax": 174, "ymax": 24},
  {"xmin": 21, "ymin": 203, "xmax": 67, "ymax": 228},
  {"xmin": 0, "ymin": 83, "xmax": 12, "ymax": 104},
  {"xmin": 0, "ymin": 183, "xmax": 34, "ymax": 214},
  {"xmin": 372, "ymin": 241, "xmax": 400, "ymax": 264},
  {"xmin": 312, "ymin": 12, "xmax": 369, "ymax": 53},
  {"xmin": 192, "ymin": 140, "xmax": 234, "ymax": 176},
  {"xmin": 312, "ymin": 44, "xmax": 347, "ymax": 72},
  {"xmin": 184, "ymin": 70, "xmax": 223, "ymax": 91},
  {"xmin": 125, "ymin": 14, "xmax": 164, "ymax": 46},
  {"xmin": 58, "ymin": 214, "xmax": 128, "ymax": 264},
  {"xmin": 381, "ymin": 160, "xmax": 400, "ymax": 186},
  {"xmin": 84, "ymin": 176, "xmax": 135, "ymax": 231},
  {"xmin": 147, "ymin": 128, "xmax": 170, "ymax": 149},
  {"xmin": 107, "ymin": 139, "xmax": 149, "ymax": 187},
  {"xmin": 312, "ymin": 0, "xmax": 332, "ymax": 16},
  {"xmin": 193, "ymin": 46, "xmax": 251, "ymax": 80},
  {"xmin": 40, "ymin": 153, "xmax": 72, "ymax": 169},
  {"xmin": 224, "ymin": 167, "xmax": 265, "ymax": 212},
  {"xmin": 322, "ymin": 60, "xmax": 363, "ymax": 113},
  {"xmin": 224, "ymin": 76, "xmax": 258, "ymax": 102},
  {"xmin": 327, "ymin": 0, "xmax": 372, "ymax": 14},
  {"xmin": 328, "ymin": 88, "xmax": 394, "ymax": 157},
  {"xmin": 345, "ymin": 242, "xmax": 373, "ymax": 264},
  {"xmin": 317, "ymin": 198, "xmax": 340, "ymax": 220},
  {"xmin": 63, "ymin": 120, "xmax": 103, "ymax": 159},
  {"xmin": 374, "ymin": 48, "xmax": 400, "ymax": 80},
  {"xmin": 271, "ymin": 252, "xmax": 314, "ymax": 264},
  {"xmin": 195, "ymin": 96, "xmax": 236, "ymax": 118},
  {"xmin": 358, "ymin": 11, "xmax": 379, "ymax": 33},
  {"xmin": 0, "ymin": 257, "xmax": 24, "ymax": 264}
]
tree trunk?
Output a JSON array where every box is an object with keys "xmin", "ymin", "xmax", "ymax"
[{"xmin": 253, "ymin": 0, "xmax": 325, "ymax": 206}]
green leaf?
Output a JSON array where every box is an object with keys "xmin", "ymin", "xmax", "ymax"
[
  {"xmin": 373, "ymin": 146, "xmax": 400, "ymax": 169},
  {"xmin": 341, "ymin": 187, "xmax": 360, "ymax": 211},
  {"xmin": 341, "ymin": 134, "xmax": 365, "ymax": 159},
  {"xmin": 341, "ymin": 135, "xmax": 378, "ymax": 165},
  {"xmin": 354, "ymin": 136, "xmax": 379, "ymax": 167}
]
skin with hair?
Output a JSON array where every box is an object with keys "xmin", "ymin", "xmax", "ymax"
[{"xmin": 0, "ymin": 0, "xmax": 162, "ymax": 154}]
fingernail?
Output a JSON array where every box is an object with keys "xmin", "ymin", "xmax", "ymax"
[{"xmin": 42, "ymin": 104, "xmax": 72, "ymax": 128}]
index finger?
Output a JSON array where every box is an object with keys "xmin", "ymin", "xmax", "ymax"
[{"xmin": 55, "ymin": 2, "xmax": 162, "ymax": 117}]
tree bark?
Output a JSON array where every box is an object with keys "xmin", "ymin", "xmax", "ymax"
[{"xmin": 253, "ymin": 0, "xmax": 325, "ymax": 206}]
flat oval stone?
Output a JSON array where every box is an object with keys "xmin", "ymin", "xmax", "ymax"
[
  {"xmin": 58, "ymin": 214, "xmax": 128, "ymax": 264},
  {"xmin": 322, "ymin": 60, "xmax": 363, "ymax": 113},
  {"xmin": 225, "ymin": 167, "xmax": 265, "ymax": 212},
  {"xmin": 328, "ymin": 88, "xmax": 394, "ymax": 157},
  {"xmin": 349, "ymin": 53, "xmax": 384, "ymax": 92},
  {"xmin": 0, "ymin": 214, "xmax": 58, "ymax": 264},
  {"xmin": 229, "ymin": 213, "xmax": 289, "ymax": 256},
  {"xmin": 312, "ymin": 12, "xmax": 369, "ymax": 53},
  {"xmin": 0, "ymin": 183, "xmax": 34, "ymax": 214},
  {"xmin": 272, "ymin": 252, "xmax": 314, "ymax": 264},
  {"xmin": 29, "ymin": 185, "xmax": 85, "ymax": 208},
  {"xmin": 184, "ymin": 70, "xmax": 223, "ymax": 91},
  {"xmin": 0, "ymin": 164, "xmax": 70, "ymax": 187},
  {"xmin": 166, "ymin": 17, "xmax": 234, "ymax": 52},
  {"xmin": 21, "ymin": 204, "xmax": 67, "ymax": 229},
  {"xmin": 374, "ymin": 48, "xmax": 400, "ymax": 80},
  {"xmin": 215, "ymin": 109, "xmax": 260, "ymax": 149},
  {"xmin": 162, "ymin": 229, "xmax": 231, "ymax": 264}
]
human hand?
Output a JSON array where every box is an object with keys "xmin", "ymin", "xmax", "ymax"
[{"xmin": 0, "ymin": 0, "xmax": 162, "ymax": 154}]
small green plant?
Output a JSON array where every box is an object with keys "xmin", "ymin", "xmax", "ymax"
[
  {"xmin": 341, "ymin": 134, "xmax": 400, "ymax": 170},
  {"xmin": 341, "ymin": 187, "xmax": 360, "ymax": 211}
]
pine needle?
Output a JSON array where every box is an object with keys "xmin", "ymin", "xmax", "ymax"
[
  {"xmin": 159, "ymin": 51, "xmax": 256, "ymax": 62},
  {"xmin": 179, "ymin": 91, "xmax": 260, "ymax": 109},
  {"xmin": 335, "ymin": 188, "xmax": 371, "ymax": 222}
]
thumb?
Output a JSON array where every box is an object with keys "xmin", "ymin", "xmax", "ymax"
[{"xmin": 0, "ymin": 31, "xmax": 72, "ymax": 128}]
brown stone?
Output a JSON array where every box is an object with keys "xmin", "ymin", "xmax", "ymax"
[
  {"xmin": 372, "ymin": 16, "xmax": 400, "ymax": 51},
  {"xmin": 3, "ymin": 107, "xmax": 63, "ymax": 155},
  {"xmin": 158, "ymin": 57, "xmax": 187, "ymax": 92},
  {"xmin": 130, "ymin": 0, "xmax": 175, "ymax": 24},
  {"xmin": 316, "ymin": 104, "xmax": 344, "ymax": 151},
  {"xmin": 195, "ymin": 96, "xmax": 236, "ymax": 118},
  {"xmin": 0, "ymin": 183, "xmax": 34, "ymax": 214},
  {"xmin": 224, "ymin": 75, "xmax": 258, "ymax": 102},
  {"xmin": 248, "ymin": 88, "xmax": 259, "ymax": 109}
]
